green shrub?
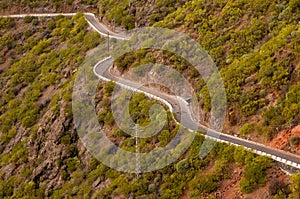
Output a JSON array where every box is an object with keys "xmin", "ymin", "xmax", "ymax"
[
  {"xmin": 57, "ymin": 159, "xmax": 63, "ymax": 168},
  {"xmin": 239, "ymin": 123, "xmax": 256, "ymax": 135},
  {"xmin": 66, "ymin": 157, "xmax": 80, "ymax": 173},
  {"xmin": 89, "ymin": 157, "xmax": 100, "ymax": 170},
  {"xmin": 104, "ymin": 81, "xmax": 116, "ymax": 96},
  {"xmin": 21, "ymin": 114, "xmax": 38, "ymax": 128},
  {"xmin": 240, "ymin": 156, "xmax": 273, "ymax": 193},
  {"xmin": 60, "ymin": 134, "xmax": 71, "ymax": 145},
  {"xmin": 0, "ymin": 18, "xmax": 13, "ymax": 29},
  {"xmin": 289, "ymin": 173, "xmax": 300, "ymax": 198},
  {"xmin": 104, "ymin": 111, "xmax": 114, "ymax": 125},
  {"xmin": 121, "ymin": 15, "xmax": 135, "ymax": 30},
  {"xmin": 23, "ymin": 29, "xmax": 32, "ymax": 37},
  {"xmin": 32, "ymin": 18, "xmax": 39, "ymax": 26},
  {"xmin": 290, "ymin": 136, "xmax": 299, "ymax": 146},
  {"xmin": 61, "ymin": 170, "xmax": 69, "ymax": 181},
  {"xmin": 175, "ymin": 159, "xmax": 190, "ymax": 173},
  {"xmin": 233, "ymin": 146, "xmax": 248, "ymax": 166},
  {"xmin": 24, "ymin": 16, "xmax": 34, "ymax": 23},
  {"xmin": 20, "ymin": 168, "xmax": 32, "ymax": 178},
  {"xmin": 148, "ymin": 183, "xmax": 156, "ymax": 192},
  {"xmin": 1, "ymin": 127, "xmax": 17, "ymax": 143},
  {"xmin": 189, "ymin": 174, "xmax": 219, "ymax": 196}
]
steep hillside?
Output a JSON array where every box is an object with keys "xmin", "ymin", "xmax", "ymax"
[
  {"xmin": 155, "ymin": 0, "xmax": 300, "ymax": 140},
  {"xmin": 1, "ymin": 0, "xmax": 300, "ymax": 199},
  {"xmin": 112, "ymin": 0, "xmax": 300, "ymax": 145},
  {"xmin": 0, "ymin": 16, "xmax": 289, "ymax": 197},
  {"xmin": 0, "ymin": 13, "xmax": 102, "ymax": 197},
  {"xmin": 0, "ymin": 0, "xmax": 98, "ymax": 15}
]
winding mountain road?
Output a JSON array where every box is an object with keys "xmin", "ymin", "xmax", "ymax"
[
  {"xmin": 2, "ymin": 12, "xmax": 300, "ymax": 170},
  {"xmin": 93, "ymin": 57, "xmax": 300, "ymax": 169}
]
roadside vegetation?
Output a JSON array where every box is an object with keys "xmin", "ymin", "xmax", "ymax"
[
  {"xmin": 154, "ymin": 0, "xmax": 300, "ymax": 141},
  {"xmin": 1, "ymin": 0, "xmax": 300, "ymax": 198},
  {"xmin": 113, "ymin": 0, "xmax": 300, "ymax": 141}
]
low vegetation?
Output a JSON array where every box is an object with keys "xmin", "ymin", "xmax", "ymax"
[{"xmin": 0, "ymin": 0, "xmax": 300, "ymax": 198}]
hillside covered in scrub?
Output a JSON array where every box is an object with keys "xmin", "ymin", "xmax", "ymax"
[
  {"xmin": 1, "ymin": 0, "xmax": 300, "ymax": 198},
  {"xmin": 111, "ymin": 0, "xmax": 300, "ymax": 143}
]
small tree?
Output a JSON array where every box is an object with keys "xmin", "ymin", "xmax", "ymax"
[
  {"xmin": 148, "ymin": 183, "xmax": 156, "ymax": 192},
  {"xmin": 103, "ymin": 81, "xmax": 116, "ymax": 96},
  {"xmin": 290, "ymin": 136, "xmax": 299, "ymax": 146},
  {"xmin": 176, "ymin": 159, "xmax": 190, "ymax": 173}
]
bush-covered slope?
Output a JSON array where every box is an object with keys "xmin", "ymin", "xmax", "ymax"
[
  {"xmin": 153, "ymin": 0, "xmax": 300, "ymax": 140},
  {"xmin": 0, "ymin": 13, "xmax": 102, "ymax": 197},
  {"xmin": 109, "ymin": 0, "xmax": 300, "ymax": 142},
  {"xmin": 0, "ymin": 0, "xmax": 98, "ymax": 14},
  {"xmin": 0, "ymin": 17, "xmax": 286, "ymax": 196},
  {"xmin": 1, "ymin": 0, "xmax": 300, "ymax": 198}
]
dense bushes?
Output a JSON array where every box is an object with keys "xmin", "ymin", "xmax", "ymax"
[
  {"xmin": 98, "ymin": 0, "xmax": 185, "ymax": 29},
  {"xmin": 153, "ymin": 0, "xmax": 300, "ymax": 137},
  {"xmin": 103, "ymin": 80, "xmax": 116, "ymax": 96},
  {"xmin": 240, "ymin": 156, "xmax": 273, "ymax": 193},
  {"xmin": 189, "ymin": 174, "xmax": 220, "ymax": 196},
  {"xmin": 289, "ymin": 173, "xmax": 300, "ymax": 198},
  {"xmin": 263, "ymin": 82, "xmax": 300, "ymax": 128},
  {"xmin": 239, "ymin": 123, "xmax": 256, "ymax": 135}
]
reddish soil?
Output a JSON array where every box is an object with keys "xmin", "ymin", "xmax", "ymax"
[
  {"xmin": 180, "ymin": 162, "xmax": 289, "ymax": 199},
  {"xmin": 212, "ymin": 165, "xmax": 289, "ymax": 199},
  {"xmin": 269, "ymin": 125, "xmax": 300, "ymax": 154},
  {"xmin": 215, "ymin": 167, "xmax": 244, "ymax": 199},
  {"xmin": 180, "ymin": 188, "xmax": 189, "ymax": 199}
]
